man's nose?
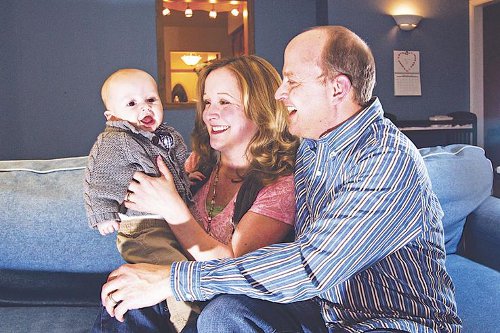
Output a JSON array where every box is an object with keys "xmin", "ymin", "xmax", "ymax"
[{"xmin": 275, "ymin": 82, "xmax": 287, "ymax": 101}]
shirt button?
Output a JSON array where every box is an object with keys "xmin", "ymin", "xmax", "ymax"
[
  {"xmin": 315, "ymin": 170, "xmax": 322, "ymax": 177},
  {"xmin": 329, "ymin": 151, "xmax": 336, "ymax": 158}
]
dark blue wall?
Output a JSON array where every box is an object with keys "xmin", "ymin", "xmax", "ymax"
[
  {"xmin": 327, "ymin": 0, "xmax": 469, "ymax": 120},
  {"xmin": 483, "ymin": 2, "xmax": 500, "ymax": 169},
  {"xmin": 1, "ymin": 0, "xmax": 157, "ymax": 160},
  {"xmin": 1, "ymin": 0, "xmax": 470, "ymax": 160},
  {"xmin": 254, "ymin": 0, "xmax": 317, "ymax": 72}
]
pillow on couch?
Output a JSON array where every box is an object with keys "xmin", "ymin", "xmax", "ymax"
[
  {"xmin": 420, "ymin": 145, "xmax": 493, "ymax": 254},
  {"xmin": 0, "ymin": 156, "xmax": 123, "ymax": 273}
]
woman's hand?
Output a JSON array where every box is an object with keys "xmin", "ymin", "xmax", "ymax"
[
  {"xmin": 124, "ymin": 156, "xmax": 192, "ymax": 224},
  {"xmin": 188, "ymin": 171, "xmax": 205, "ymax": 185},
  {"xmin": 101, "ymin": 263, "xmax": 172, "ymax": 322}
]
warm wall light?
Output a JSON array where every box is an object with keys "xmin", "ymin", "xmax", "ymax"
[
  {"xmin": 185, "ymin": 5, "xmax": 193, "ymax": 18},
  {"xmin": 231, "ymin": 8, "xmax": 239, "ymax": 16},
  {"xmin": 181, "ymin": 53, "xmax": 202, "ymax": 66},
  {"xmin": 162, "ymin": 8, "xmax": 171, "ymax": 16},
  {"xmin": 393, "ymin": 14, "xmax": 422, "ymax": 31}
]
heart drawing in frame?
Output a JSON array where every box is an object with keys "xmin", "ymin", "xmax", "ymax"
[{"xmin": 397, "ymin": 51, "xmax": 417, "ymax": 73}]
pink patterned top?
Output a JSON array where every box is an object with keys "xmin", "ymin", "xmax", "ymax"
[{"xmin": 190, "ymin": 172, "xmax": 296, "ymax": 245}]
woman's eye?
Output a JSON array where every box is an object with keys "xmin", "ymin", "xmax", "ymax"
[
  {"xmin": 127, "ymin": 101, "xmax": 136, "ymax": 107},
  {"xmin": 147, "ymin": 98, "xmax": 156, "ymax": 103},
  {"xmin": 203, "ymin": 100, "xmax": 211, "ymax": 105},
  {"xmin": 219, "ymin": 100, "xmax": 230, "ymax": 105}
]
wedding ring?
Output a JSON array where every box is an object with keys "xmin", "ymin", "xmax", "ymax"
[{"xmin": 108, "ymin": 293, "xmax": 118, "ymax": 307}]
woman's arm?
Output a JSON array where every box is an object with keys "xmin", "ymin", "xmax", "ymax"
[{"xmin": 125, "ymin": 156, "xmax": 293, "ymax": 261}]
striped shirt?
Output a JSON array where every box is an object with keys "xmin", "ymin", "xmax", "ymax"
[{"xmin": 171, "ymin": 98, "xmax": 462, "ymax": 332}]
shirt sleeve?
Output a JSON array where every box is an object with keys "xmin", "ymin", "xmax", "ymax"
[
  {"xmin": 83, "ymin": 132, "xmax": 156, "ymax": 227},
  {"xmin": 248, "ymin": 175, "xmax": 295, "ymax": 226},
  {"xmin": 184, "ymin": 152, "xmax": 199, "ymax": 173},
  {"xmin": 171, "ymin": 145, "xmax": 424, "ymax": 303},
  {"xmin": 84, "ymin": 133, "xmax": 130, "ymax": 227}
]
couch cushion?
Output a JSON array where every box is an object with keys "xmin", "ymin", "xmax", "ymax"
[
  {"xmin": 0, "ymin": 306, "xmax": 99, "ymax": 333},
  {"xmin": 0, "ymin": 269, "xmax": 105, "ymax": 306},
  {"xmin": 446, "ymin": 254, "xmax": 500, "ymax": 332},
  {"xmin": 420, "ymin": 145, "xmax": 492, "ymax": 254},
  {"xmin": 0, "ymin": 156, "xmax": 124, "ymax": 273},
  {"xmin": 462, "ymin": 196, "xmax": 500, "ymax": 271}
]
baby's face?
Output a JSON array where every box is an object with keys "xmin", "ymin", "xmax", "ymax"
[{"xmin": 105, "ymin": 72, "xmax": 163, "ymax": 132}]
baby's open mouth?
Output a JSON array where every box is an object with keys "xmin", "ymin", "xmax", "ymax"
[{"xmin": 140, "ymin": 115, "xmax": 155, "ymax": 126}]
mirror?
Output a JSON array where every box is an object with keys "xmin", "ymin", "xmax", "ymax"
[{"xmin": 156, "ymin": 0, "xmax": 254, "ymax": 107}]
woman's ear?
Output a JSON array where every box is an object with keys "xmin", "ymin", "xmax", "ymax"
[{"xmin": 330, "ymin": 74, "xmax": 352, "ymax": 103}]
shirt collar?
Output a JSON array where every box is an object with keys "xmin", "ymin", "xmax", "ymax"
[
  {"xmin": 107, "ymin": 120, "xmax": 157, "ymax": 140},
  {"xmin": 302, "ymin": 97, "xmax": 384, "ymax": 154}
]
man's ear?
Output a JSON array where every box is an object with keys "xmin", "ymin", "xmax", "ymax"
[{"xmin": 331, "ymin": 74, "xmax": 352, "ymax": 103}]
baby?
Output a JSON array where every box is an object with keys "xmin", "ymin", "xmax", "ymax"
[{"xmin": 83, "ymin": 68, "xmax": 197, "ymax": 331}]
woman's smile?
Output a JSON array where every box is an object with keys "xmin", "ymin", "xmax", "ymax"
[{"xmin": 211, "ymin": 125, "xmax": 230, "ymax": 134}]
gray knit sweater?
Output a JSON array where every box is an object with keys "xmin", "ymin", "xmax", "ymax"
[{"xmin": 83, "ymin": 121, "xmax": 192, "ymax": 229}]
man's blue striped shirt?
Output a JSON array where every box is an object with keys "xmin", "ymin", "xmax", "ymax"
[{"xmin": 171, "ymin": 98, "xmax": 461, "ymax": 332}]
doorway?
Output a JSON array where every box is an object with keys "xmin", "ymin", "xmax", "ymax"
[{"xmin": 155, "ymin": 0, "xmax": 254, "ymax": 106}]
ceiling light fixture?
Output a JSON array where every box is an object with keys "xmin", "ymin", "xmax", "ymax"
[
  {"xmin": 231, "ymin": 8, "xmax": 239, "ymax": 16},
  {"xmin": 181, "ymin": 53, "xmax": 202, "ymax": 66},
  {"xmin": 209, "ymin": 6, "xmax": 217, "ymax": 19},
  {"xmin": 185, "ymin": 5, "xmax": 193, "ymax": 18}
]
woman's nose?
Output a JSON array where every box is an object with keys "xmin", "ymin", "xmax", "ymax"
[{"xmin": 205, "ymin": 104, "xmax": 220, "ymax": 119}]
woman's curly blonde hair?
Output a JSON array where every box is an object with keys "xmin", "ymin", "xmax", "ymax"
[{"xmin": 191, "ymin": 55, "xmax": 299, "ymax": 185}]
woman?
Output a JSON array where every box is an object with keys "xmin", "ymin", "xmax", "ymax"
[{"xmin": 94, "ymin": 55, "xmax": 299, "ymax": 331}]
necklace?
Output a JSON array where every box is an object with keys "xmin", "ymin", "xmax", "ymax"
[{"xmin": 206, "ymin": 162, "xmax": 220, "ymax": 233}]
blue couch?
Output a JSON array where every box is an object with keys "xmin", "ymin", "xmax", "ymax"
[{"xmin": 1, "ymin": 142, "xmax": 498, "ymax": 332}]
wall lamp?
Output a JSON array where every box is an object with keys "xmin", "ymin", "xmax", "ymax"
[{"xmin": 393, "ymin": 14, "xmax": 422, "ymax": 31}]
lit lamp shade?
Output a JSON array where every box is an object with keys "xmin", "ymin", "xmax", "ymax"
[
  {"xmin": 181, "ymin": 54, "xmax": 202, "ymax": 66},
  {"xmin": 393, "ymin": 14, "xmax": 422, "ymax": 31}
]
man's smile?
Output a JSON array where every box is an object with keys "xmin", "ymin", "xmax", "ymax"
[{"xmin": 287, "ymin": 106, "xmax": 297, "ymax": 116}]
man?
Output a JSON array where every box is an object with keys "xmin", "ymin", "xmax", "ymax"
[{"xmin": 100, "ymin": 26, "xmax": 462, "ymax": 332}]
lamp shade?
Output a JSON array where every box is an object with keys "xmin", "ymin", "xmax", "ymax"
[{"xmin": 393, "ymin": 14, "xmax": 422, "ymax": 31}]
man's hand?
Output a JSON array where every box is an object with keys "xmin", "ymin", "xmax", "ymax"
[
  {"xmin": 101, "ymin": 263, "xmax": 172, "ymax": 322},
  {"xmin": 97, "ymin": 220, "xmax": 120, "ymax": 235}
]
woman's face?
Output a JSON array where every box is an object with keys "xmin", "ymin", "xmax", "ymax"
[{"xmin": 202, "ymin": 67, "xmax": 258, "ymax": 158}]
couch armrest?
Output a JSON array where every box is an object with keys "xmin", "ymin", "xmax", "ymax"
[{"xmin": 459, "ymin": 196, "xmax": 500, "ymax": 271}]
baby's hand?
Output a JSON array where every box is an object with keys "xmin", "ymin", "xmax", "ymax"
[
  {"xmin": 188, "ymin": 171, "xmax": 205, "ymax": 185},
  {"xmin": 97, "ymin": 220, "xmax": 120, "ymax": 236}
]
